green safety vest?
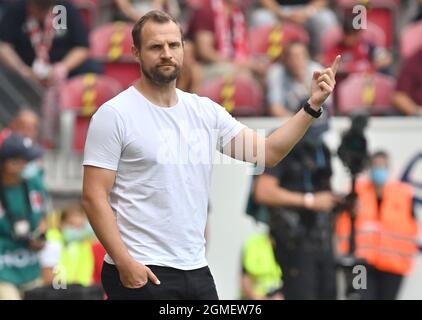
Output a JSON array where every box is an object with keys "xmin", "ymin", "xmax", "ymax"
[
  {"xmin": 242, "ymin": 234, "xmax": 282, "ymax": 298},
  {"xmin": 47, "ymin": 229, "xmax": 94, "ymax": 287}
]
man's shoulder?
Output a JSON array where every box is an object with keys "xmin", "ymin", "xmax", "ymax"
[
  {"xmin": 177, "ymin": 89, "xmax": 216, "ymax": 108},
  {"xmin": 99, "ymin": 87, "xmax": 136, "ymax": 113}
]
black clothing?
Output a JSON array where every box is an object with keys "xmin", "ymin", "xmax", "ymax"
[
  {"xmin": 102, "ymin": 263, "xmax": 219, "ymax": 300},
  {"xmin": 264, "ymin": 139, "xmax": 337, "ymax": 300},
  {"xmin": 0, "ymin": 0, "xmax": 89, "ymax": 67}
]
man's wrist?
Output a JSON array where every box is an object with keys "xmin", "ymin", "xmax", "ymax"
[
  {"xmin": 308, "ymin": 98, "xmax": 322, "ymax": 111},
  {"xmin": 303, "ymin": 193, "xmax": 315, "ymax": 209}
]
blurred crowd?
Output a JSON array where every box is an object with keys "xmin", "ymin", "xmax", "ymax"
[
  {"xmin": 0, "ymin": 0, "xmax": 421, "ymax": 300},
  {"xmin": 0, "ymin": 1, "xmax": 421, "ymax": 148}
]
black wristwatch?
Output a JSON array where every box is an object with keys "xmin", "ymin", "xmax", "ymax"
[{"xmin": 303, "ymin": 101, "xmax": 323, "ymax": 118}]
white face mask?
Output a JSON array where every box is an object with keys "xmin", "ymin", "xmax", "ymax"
[{"xmin": 21, "ymin": 161, "xmax": 40, "ymax": 179}]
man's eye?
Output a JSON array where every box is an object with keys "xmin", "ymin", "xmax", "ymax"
[{"xmin": 170, "ymin": 43, "xmax": 180, "ymax": 48}]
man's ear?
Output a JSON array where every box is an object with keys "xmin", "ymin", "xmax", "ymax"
[{"xmin": 132, "ymin": 45, "xmax": 141, "ymax": 61}]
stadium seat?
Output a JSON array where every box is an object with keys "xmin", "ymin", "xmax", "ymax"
[
  {"xmin": 249, "ymin": 22, "xmax": 309, "ymax": 60},
  {"xmin": 59, "ymin": 73, "xmax": 123, "ymax": 153},
  {"xmin": 336, "ymin": 72, "xmax": 396, "ymax": 115},
  {"xmin": 336, "ymin": 0, "xmax": 398, "ymax": 49},
  {"xmin": 90, "ymin": 22, "xmax": 140, "ymax": 89},
  {"xmin": 198, "ymin": 74, "xmax": 264, "ymax": 117},
  {"xmin": 400, "ymin": 21, "xmax": 422, "ymax": 60}
]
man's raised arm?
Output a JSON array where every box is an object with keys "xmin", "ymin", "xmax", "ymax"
[{"xmin": 224, "ymin": 55, "xmax": 341, "ymax": 167}]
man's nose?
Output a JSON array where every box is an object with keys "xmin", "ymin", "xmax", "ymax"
[{"xmin": 161, "ymin": 45, "xmax": 172, "ymax": 59}]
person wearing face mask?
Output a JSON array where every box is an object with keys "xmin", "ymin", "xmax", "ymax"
[
  {"xmin": 40, "ymin": 204, "xmax": 97, "ymax": 288},
  {"xmin": 254, "ymin": 111, "xmax": 339, "ymax": 300},
  {"xmin": 0, "ymin": 133, "xmax": 47, "ymax": 300},
  {"xmin": 336, "ymin": 151, "xmax": 419, "ymax": 300}
]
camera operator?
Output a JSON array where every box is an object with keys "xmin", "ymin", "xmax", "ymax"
[
  {"xmin": 336, "ymin": 151, "xmax": 419, "ymax": 300},
  {"xmin": 254, "ymin": 113, "xmax": 339, "ymax": 300},
  {"xmin": 0, "ymin": 133, "xmax": 48, "ymax": 300}
]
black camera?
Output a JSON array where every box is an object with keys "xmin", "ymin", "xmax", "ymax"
[
  {"xmin": 337, "ymin": 113, "xmax": 369, "ymax": 176},
  {"xmin": 334, "ymin": 113, "xmax": 369, "ymax": 215}
]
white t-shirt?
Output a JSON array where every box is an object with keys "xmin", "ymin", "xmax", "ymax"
[{"xmin": 83, "ymin": 86, "xmax": 245, "ymax": 270}]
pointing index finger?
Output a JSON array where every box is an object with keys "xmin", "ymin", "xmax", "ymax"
[{"xmin": 331, "ymin": 55, "xmax": 341, "ymax": 75}]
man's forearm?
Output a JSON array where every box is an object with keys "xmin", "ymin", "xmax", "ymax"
[
  {"xmin": 82, "ymin": 197, "xmax": 133, "ymax": 266},
  {"xmin": 61, "ymin": 47, "xmax": 89, "ymax": 72},
  {"xmin": 393, "ymin": 92, "xmax": 421, "ymax": 115},
  {"xmin": 0, "ymin": 42, "xmax": 33, "ymax": 76},
  {"xmin": 265, "ymin": 107, "xmax": 315, "ymax": 167}
]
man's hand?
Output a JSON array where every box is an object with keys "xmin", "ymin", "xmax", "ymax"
[
  {"xmin": 117, "ymin": 258, "xmax": 161, "ymax": 289},
  {"xmin": 310, "ymin": 55, "xmax": 341, "ymax": 108},
  {"xmin": 305, "ymin": 191, "xmax": 338, "ymax": 212}
]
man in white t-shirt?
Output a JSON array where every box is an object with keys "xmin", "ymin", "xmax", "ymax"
[{"xmin": 82, "ymin": 10, "xmax": 340, "ymax": 300}]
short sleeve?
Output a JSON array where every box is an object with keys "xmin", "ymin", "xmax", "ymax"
[
  {"xmin": 0, "ymin": 3, "xmax": 20, "ymax": 45},
  {"xmin": 83, "ymin": 105, "xmax": 124, "ymax": 171},
  {"xmin": 66, "ymin": 1, "xmax": 89, "ymax": 48},
  {"xmin": 263, "ymin": 162, "xmax": 282, "ymax": 180},
  {"xmin": 396, "ymin": 56, "xmax": 416, "ymax": 94},
  {"xmin": 213, "ymin": 101, "xmax": 246, "ymax": 150},
  {"xmin": 186, "ymin": 5, "xmax": 215, "ymax": 40}
]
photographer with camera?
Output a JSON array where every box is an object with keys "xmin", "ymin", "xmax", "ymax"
[
  {"xmin": 336, "ymin": 150, "xmax": 419, "ymax": 300},
  {"xmin": 0, "ymin": 133, "xmax": 48, "ymax": 300},
  {"xmin": 254, "ymin": 113, "xmax": 339, "ymax": 300}
]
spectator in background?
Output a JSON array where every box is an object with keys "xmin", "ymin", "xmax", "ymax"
[
  {"xmin": 0, "ymin": 133, "xmax": 47, "ymax": 300},
  {"xmin": 0, "ymin": 0, "xmax": 103, "ymax": 146},
  {"xmin": 8, "ymin": 109, "xmax": 40, "ymax": 142},
  {"xmin": 393, "ymin": 49, "xmax": 422, "ymax": 116},
  {"xmin": 186, "ymin": 0, "xmax": 267, "ymax": 81},
  {"xmin": 0, "ymin": 0, "xmax": 101, "ymax": 88},
  {"xmin": 324, "ymin": 16, "xmax": 392, "ymax": 75},
  {"xmin": 336, "ymin": 151, "xmax": 419, "ymax": 300},
  {"xmin": 114, "ymin": 0, "xmax": 180, "ymax": 22},
  {"xmin": 253, "ymin": 0, "xmax": 338, "ymax": 59},
  {"xmin": 254, "ymin": 120, "xmax": 338, "ymax": 300},
  {"xmin": 40, "ymin": 204, "xmax": 99, "ymax": 287},
  {"xmin": 241, "ymin": 233, "xmax": 283, "ymax": 300},
  {"xmin": 3, "ymin": 109, "xmax": 44, "ymax": 180},
  {"xmin": 267, "ymin": 41, "xmax": 325, "ymax": 117}
]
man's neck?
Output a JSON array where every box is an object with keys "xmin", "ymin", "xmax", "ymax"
[
  {"xmin": 135, "ymin": 78, "xmax": 178, "ymax": 108},
  {"xmin": 2, "ymin": 174, "xmax": 22, "ymax": 186}
]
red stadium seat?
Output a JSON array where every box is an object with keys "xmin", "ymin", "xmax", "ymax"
[
  {"xmin": 59, "ymin": 73, "xmax": 123, "ymax": 152},
  {"xmin": 337, "ymin": 72, "xmax": 396, "ymax": 115},
  {"xmin": 400, "ymin": 22, "xmax": 422, "ymax": 60},
  {"xmin": 249, "ymin": 22, "xmax": 309, "ymax": 60},
  {"xmin": 90, "ymin": 22, "xmax": 140, "ymax": 89},
  {"xmin": 198, "ymin": 74, "xmax": 264, "ymax": 117},
  {"xmin": 336, "ymin": 0, "xmax": 398, "ymax": 49}
]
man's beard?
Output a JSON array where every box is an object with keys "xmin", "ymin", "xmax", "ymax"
[{"xmin": 141, "ymin": 62, "xmax": 181, "ymax": 85}]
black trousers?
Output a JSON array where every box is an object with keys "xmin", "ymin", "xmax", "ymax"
[
  {"xmin": 359, "ymin": 265, "xmax": 403, "ymax": 300},
  {"xmin": 101, "ymin": 262, "xmax": 219, "ymax": 300},
  {"xmin": 270, "ymin": 218, "xmax": 337, "ymax": 300}
]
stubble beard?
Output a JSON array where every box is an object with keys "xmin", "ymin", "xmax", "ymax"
[{"xmin": 141, "ymin": 62, "xmax": 182, "ymax": 86}]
